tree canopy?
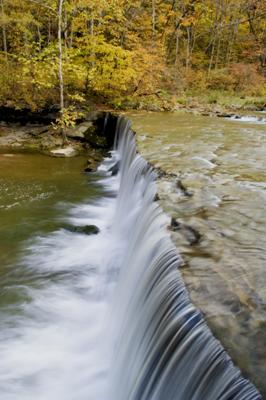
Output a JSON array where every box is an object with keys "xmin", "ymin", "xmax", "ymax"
[{"xmin": 0, "ymin": 0, "xmax": 265, "ymax": 110}]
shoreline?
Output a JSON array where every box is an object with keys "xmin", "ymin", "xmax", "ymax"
[
  {"xmin": 0, "ymin": 100, "xmax": 265, "ymax": 157},
  {"xmin": 0, "ymin": 111, "xmax": 118, "ymax": 171}
]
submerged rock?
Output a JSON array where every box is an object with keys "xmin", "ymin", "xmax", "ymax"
[
  {"xmin": 170, "ymin": 217, "xmax": 181, "ymax": 230},
  {"xmin": 170, "ymin": 217, "xmax": 201, "ymax": 245},
  {"xmin": 216, "ymin": 112, "xmax": 235, "ymax": 118},
  {"xmin": 64, "ymin": 225, "xmax": 100, "ymax": 235},
  {"xmin": 154, "ymin": 165, "xmax": 177, "ymax": 179},
  {"xmin": 108, "ymin": 161, "xmax": 120, "ymax": 176},
  {"xmin": 176, "ymin": 179, "xmax": 193, "ymax": 197},
  {"xmin": 183, "ymin": 225, "xmax": 202, "ymax": 246},
  {"xmin": 84, "ymin": 155, "xmax": 101, "ymax": 173},
  {"xmin": 84, "ymin": 166, "xmax": 95, "ymax": 173}
]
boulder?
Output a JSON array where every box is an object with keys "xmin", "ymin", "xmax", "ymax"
[
  {"xmin": 65, "ymin": 122, "xmax": 95, "ymax": 140},
  {"xmin": 86, "ymin": 112, "xmax": 118, "ymax": 149},
  {"xmin": 84, "ymin": 155, "xmax": 100, "ymax": 173},
  {"xmin": 50, "ymin": 146, "xmax": 78, "ymax": 157}
]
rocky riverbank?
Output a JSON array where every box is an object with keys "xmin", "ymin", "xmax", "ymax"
[
  {"xmin": 0, "ymin": 109, "xmax": 118, "ymax": 171},
  {"xmin": 105, "ymin": 90, "xmax": 265, "ymax": 116},
  {"xmin": 176, "ymin": 102, "xmax": 266, "ymax": 119}
]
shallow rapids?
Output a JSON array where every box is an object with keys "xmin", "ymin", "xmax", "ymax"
[{"xmin": 130, "ymin": 111, "xmax": 266, "ymax": 395}]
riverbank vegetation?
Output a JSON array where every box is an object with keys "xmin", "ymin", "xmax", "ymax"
[{"xmin": 0, "ymin": 0, "xmax": 265, "ymax": 114}]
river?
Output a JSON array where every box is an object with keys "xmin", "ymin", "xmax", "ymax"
[
  {"xmin": 0, "ymin": 112, "xmax": 265, "ymax": 398},
  {"xmin": 129, "ymin": 111, "xmax": 266, "ymax": 395},
  {"xmin": 0, "ymin": 153, "xmax": 111, "ymax": 399}
]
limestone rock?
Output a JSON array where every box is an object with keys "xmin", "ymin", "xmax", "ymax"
[
  {"xmin": 65, "ymin": 122, "xmax": 95, "ymax": 140},
  {"xmin": 50, "ymin": 146, "xmax": 78, "ymax": 157}
]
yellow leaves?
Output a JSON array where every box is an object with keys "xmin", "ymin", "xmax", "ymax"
[
  {"xmin": 131, "ymin": 45, "xmax": 165, "ymax": 95},
  {"xmin": 181, "ymin": 16, "xmax": 196, "ymax": 27},
  {"xmin": 0, "ymin": 0, "xmax": 264, "ymax": 110},
  {"xmin": 54, "ymin": 106, "xmax": 85, "ymax": 130},
  {"xmin": 90, "ymin": 42, "xmax": 136, "ymax": 97},
  {"xmin": 67, "ymin": 93, "xmax": 86, "ymax": 103}
]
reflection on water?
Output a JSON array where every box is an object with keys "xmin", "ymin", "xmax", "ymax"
[{"xmin": 129, "ymin": 111, "xmax": 266, "ymax": 396}]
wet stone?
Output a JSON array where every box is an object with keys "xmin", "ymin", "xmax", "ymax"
[
  {"xmin": 176, "ymin": 179, "xmax": 193, "ymax": 197},
  {"xmin": 154, "ymin": 193, "xmax": 160, "ymax": 201},
  {"xmin": 108, "ymin": 161, "xmax": 120, "ymax": 176},
  {"xmin": 50, "ymin": 146, "xmax": 78, "ymax": 157},
  {"xmin": 170, "ymin": 217, "xmax": 181, "ymax": 230},
  {"xmin": 64, "ymin": 225, "xmax": 100, "ymax": 235},
  {"xmin": 84, "ymin": 156, "xmax": 100, "ymax": 173}
]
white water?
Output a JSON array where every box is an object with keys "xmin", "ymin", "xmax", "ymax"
[
  {"xmin": 228, "ymin": 115, "xmax": 266, "ymax": 124},
  {"xmin": 0, "ymin": 186, "xmax": 117, "ymax": 399},
  {"xmin": 0, "ymin": 116, "xmax": 262, "ymax": 399}
]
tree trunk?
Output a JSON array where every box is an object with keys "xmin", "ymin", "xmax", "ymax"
[
  {"xmin": 0, "ymin": 0, "xmax": 7, "ymax": 58},
  {"xmin": 85, "ymin": 17, "xmax": 95, "ymax": 92},
  {"xmin": 174, "ymin": 31, "xmax": 179, "ymax": 66},
  {"xmin": 152, "ymin": 0, "xmax": 156, "ymax": 41},
  {"xmin": 214, "ymin": 35, "xmax": 221, "ymax": 69},
  {"xmin": 208, "ymin": 37, "xmax": 216, "ymax": 76},
  {"xmin": 48, "ymin": 19, "xmax": 51, "ymax": 44},
  {"xmin": 186, "ymin": 27, "xmax": 191, "ymax": 71},
  {"xmin": 37, "ymin": 25, "xmax": 41, "ymax": 51},
  {"xmin": 58, "ymin": 0, "xmax": 67, "ymax": 143}
]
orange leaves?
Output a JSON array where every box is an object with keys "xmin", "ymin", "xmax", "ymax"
[{"xmin": 180, "ymin": 16, "xmax": 196, "ymax": 27}]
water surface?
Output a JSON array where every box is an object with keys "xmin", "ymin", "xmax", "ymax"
[{"xmin": 0, "ymin": 153, "xmax": 97, "ymax": 273}]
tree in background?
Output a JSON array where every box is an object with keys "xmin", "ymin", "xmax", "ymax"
[{"xmin": 0, "ymin": 0, "xmax": 265, "ymax": 111}]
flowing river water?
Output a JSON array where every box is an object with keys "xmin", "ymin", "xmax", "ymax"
[
  {"xmin": 0, "ymin": 153, "xmax": 109, "ymax": 399},
  {"xmin": 0, "ymin": 112, "xmax": 265, "ymax": 399},
  {"xmin": 128, "ymin": 111, "xmax": 266, "ymax": 395}
]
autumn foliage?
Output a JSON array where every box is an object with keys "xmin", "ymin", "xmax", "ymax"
[{"xmin": 0, "ymin": 0, "xmax": 265, "ymax": 110}]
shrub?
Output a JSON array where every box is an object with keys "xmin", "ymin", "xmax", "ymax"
[
  {"xmin": 206, "ymin": 69, "xmax": 235, "ymax": 91},
  {"xmin": 183, "ymin": 68, "xmax": 206, "ymax": 91},
  {"xmin": 228, "ymin": 63, "xmax": 265, "ymax": 95}
]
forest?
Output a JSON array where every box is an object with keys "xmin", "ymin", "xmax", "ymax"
[{"xmin": 0, "ymin": 0, "xmax": 265, "ymax": 115}]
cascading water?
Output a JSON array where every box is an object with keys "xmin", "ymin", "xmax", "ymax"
[
  {"xmin": 0, "ymin": 115, "xmax": 261, "ymax": 399},
  {"xmin": 108, "ymin": 116, "xmax": 261, "ymax": 400}
]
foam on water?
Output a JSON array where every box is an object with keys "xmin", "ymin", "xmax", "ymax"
[
  {"xmin": 0, "ymin": 168, "xmax": 120, "ymax": 399},
  {"xmin": 228, "ymin": 115, "xmax": 266, "ymax": 124}
]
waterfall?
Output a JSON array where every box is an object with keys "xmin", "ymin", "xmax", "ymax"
[
  {"xmin": 107, "ymin": 116, "xmax": 261, "ymax": 400},
  {"xmin": 0, "ymin": 115, "xmax": 261, "ymax": 399}
]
